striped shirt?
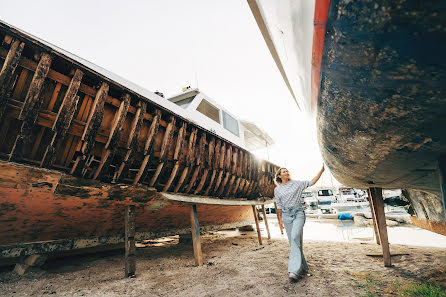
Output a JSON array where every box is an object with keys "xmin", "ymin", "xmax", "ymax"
[{"xmin": 274, "ymin": 180, "xmax": 313, "ymax": 209}]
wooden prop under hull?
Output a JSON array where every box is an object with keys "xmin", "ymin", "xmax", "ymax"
[{"xmin": 0, "ymin": 162, "xmax": 272, "ymax": 259}]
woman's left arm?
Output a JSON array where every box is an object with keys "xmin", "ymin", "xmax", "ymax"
[{"xmin": 311, "ymin": 164, "xmax": 325, "ymax": 185}]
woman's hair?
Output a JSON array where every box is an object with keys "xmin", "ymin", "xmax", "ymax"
[{"xmin": 274, "ymin": 167, "xmax": 291, "ymax": 185}]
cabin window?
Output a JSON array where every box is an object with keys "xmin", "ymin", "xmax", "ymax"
[
  {"xmin": 175, "ymin": 97, "xmax": 195, "ymax": 108},
  {"xmin": 222, "ymin": 111, "xmax": 239, "ymax": 136},
  {"xmin": 318, "ymin": 189, "xmax": 333, "ymax": 196},
  {"xmin": 196, "ymin": 99, "xmax": 220, "ymax": 123}
]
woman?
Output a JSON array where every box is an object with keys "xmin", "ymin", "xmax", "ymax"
[{"xmin": 274, "ymin": 165, "xmax": 325, "ymax": 281}]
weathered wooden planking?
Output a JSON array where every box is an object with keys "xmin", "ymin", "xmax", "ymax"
[
  {"xmin": 112, "ymin": 101, "xmax": 146, "ymax": 183},
  {"xmin": 163, "ymin": 122, "xmax": 187, "ymax": 192},
  {"xmin": 9, "ymin": 53, "xmax": 52, "ymax": 162},
  {"xmin": 41, "ymin": 69, "xmax": 83, "ymax": 167},
  {"xmin": 148, "ymin": 116, "xmax": 176, "ymax": 187},
  {"xmin": 174, "ymin": 127, "xmax": 198, "ymax": 192},
  {"xmin": 71, "ymin": 82, "xmax": 109, "ymax": 176},
  {"xmin": 0, "ymin": 39, "xmax": 24, "ymax": 122},
  {"xmin": 133, "ymin": 109, "xmax": 162, "ymax": 185},
  {"xmin": 185, "ymin": 133, "xmax": 206, "ymax": 193},
  {"xmin": 93, "ymin": 93, "xmax": 130, "ymax": 180}
]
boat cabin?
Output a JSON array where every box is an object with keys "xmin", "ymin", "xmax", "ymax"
[
  {"xmin": 168, "ymin": 88, "xmax": 274, "ymax": 152},
  {"xmin": 317, "ymin": 189, "xmax": 336, "ymax": 205}
]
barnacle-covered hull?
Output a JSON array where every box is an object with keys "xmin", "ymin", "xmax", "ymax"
[{"xmin": 248, "ymin": 0, "xmax": 446, "ymax": 235}]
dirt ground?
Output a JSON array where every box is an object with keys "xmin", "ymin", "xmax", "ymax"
[{"xmin": 1, "ymin": 226, "xmax": 445, "ymax": 297}]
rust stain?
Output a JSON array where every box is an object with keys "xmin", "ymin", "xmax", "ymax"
[
  {"xmin": 411, "ymin": 216, "xmax": 446, "ymax": 236},
  {"xmin": 0, "ymin": 164, "xmax": 253, "ymax": 247}
]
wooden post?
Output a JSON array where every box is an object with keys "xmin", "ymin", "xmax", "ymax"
[
  {"xmin": 274, "ymin": 202, "xmax": 284, "ymax": 235},
  {"xmin": 261, "ymin": 205, "xmax": 271, "ymax": 239},
  {"xmin": 190, "ymin": 204, "xmax": 203, "ymax": 266},
  {"xmin": 367, "ymin": 189, "xmax": 381, "ymax": 245},
  {"xmin": 125, "ymin": 205, "xmax": 136, "ymax": 277},
  {"xmin": 252, "ymin": 205, "xmax": 263, "ymax": 245},
  {"xmin": 369, "ymin": 187, "xmax": 391, "ymax": 267}
]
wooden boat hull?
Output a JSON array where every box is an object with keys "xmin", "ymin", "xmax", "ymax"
[{"xmin": 0, "ymin": 21, "xmax": 278, "ymax": 258}]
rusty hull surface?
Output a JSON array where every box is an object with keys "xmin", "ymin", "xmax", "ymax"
[
  {"xmin": 0, "ymin": 162, "xmax": 256, "ymax": 258},
  {"xmin": 317, "ymin": 0, "xmax": 446, "ymax": 233}
]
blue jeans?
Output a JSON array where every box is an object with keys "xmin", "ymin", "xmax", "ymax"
[{"xmin": 282, "ymin": 207, "xmax": 308, "ymax": 275}]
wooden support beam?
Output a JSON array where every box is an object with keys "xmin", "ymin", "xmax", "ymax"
[
  {"xmin": 190, "ymin": 204, "xmax": 203, "ymax": 266},
  {"xmin": 224, "ymin": 175, "xmax": 236, "ymax": 197},
  {"xmin": 185, "ymin": 166, "xmax": 201, "ymax": 193},
  {"xmin": 252, "ymin": 205, "xmax": 263, "ymax": 245},
  {"xmin": 174, "ymin": 122, "xmax": 187, "ymax": 161},
  {"xmin": 0, "ymin": 39, "xmax": 24, "ymax": 122},
  {"xmin": 41, "ymin": 69, "xmax": 83, "ymax": 167},
  {"xmin": 225, "ymin": 145, "xmax": 232, "ymax": 171},
  {"xmin": 173, "ymin": 128, "xmax": 198, "ymax": 192},
  {"xmin": 133, "ymin": 110, "xmax": 162, "ymax": 184},
  {"xmin": 185, "ymin": 132, "xmax": 205, "ymax": 193},
  {"xmin": 71, "ymin": 82, "xmax": 109, "ymax": 176},
  {"xmin": 112, "ymin": 101, "xmax": 146, "ymax": 183},
  {"xmin": 9, "ymin": 53, "xmax": 52, "ymax": 162},
  {"xmin": 93, "ymin": 93, "xmax": 130, "ymax": 180},
  {"xmin": 62, "ymin": 94, "xmax": 91, "ymax": 167},
  {"xmin": 194, "ymin": 168, "xmax": 209, "ymax": 195},
  {"xmin": 274, "ymin": 201, "xmax": 284, "ymax": 235},
  {"xmin": 207, "ymin": 138, "xmax": 215, "ymax": 165},
  {"xmin": 203, "ymin": 169, "xmax": 217, "ymax": 196},
  {"xmin": 231, "ymin": 177, "xmax": 241, "ymax": 196},
  {"xmin": 231, "ymin": 148, "xmax": 238, "ymax": 174},
  {"xmin": 125, "ymin": 205, "xmax": 136, "ymax": 277},
  {"xmin": 369, "ymin": 187, "xmax": 391, "ymax": 267},
  {"xmin": 163, "ymin": 162, "xmax": 180, "ymax": 192},
  {"xmin": 30, "ymin": 82, "xmax": 62, "ymax": 159},
  {"xmin": 174, "ymin": 167, "xmax": 188, "ymax": 193},
  {"xmin": 148, "ymin": 116, "xmax": 175, "ymax": 187},
  {"xmin": 217, "ymin": 172, "xmax": 230, "ymax": 196},
  {"xmin": 212, "ymin": 170, "xmax": 224, "ymax": 195},
  {"xmin": 261, "ymin": 205, "xmax": 271, "ymax": 239},
  {"xmin": 11, "ymin": 68, "xmax": 29, "ymax": 100},
  {"xmin": 367, "ymin": 189, "xmax": 381, "ymax": 245},
  {"xmin": 163, "ymin": 122, "xmax": 187, "ymax": 192},
  {"xmin": 106, "ymin": 94, "xmax": 131, "ymax": 150}
]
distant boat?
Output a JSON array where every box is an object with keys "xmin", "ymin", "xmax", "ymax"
[{"xmin": 316, "ymin": 189, "xmax": 336, "ymax": 205}]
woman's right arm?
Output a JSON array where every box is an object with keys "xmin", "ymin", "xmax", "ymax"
[
  {"xmin": 311, "ymin": 164, "xmax": 325, "ymax": 185},
  {"xmin": 276, "ymin": 209, "xmax": 284, "ymax": 229}
]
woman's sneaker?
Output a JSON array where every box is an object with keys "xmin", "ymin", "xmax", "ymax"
[{"xmin": 289, "ymin": 272, "xmax": 298, "ymax": 280}]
